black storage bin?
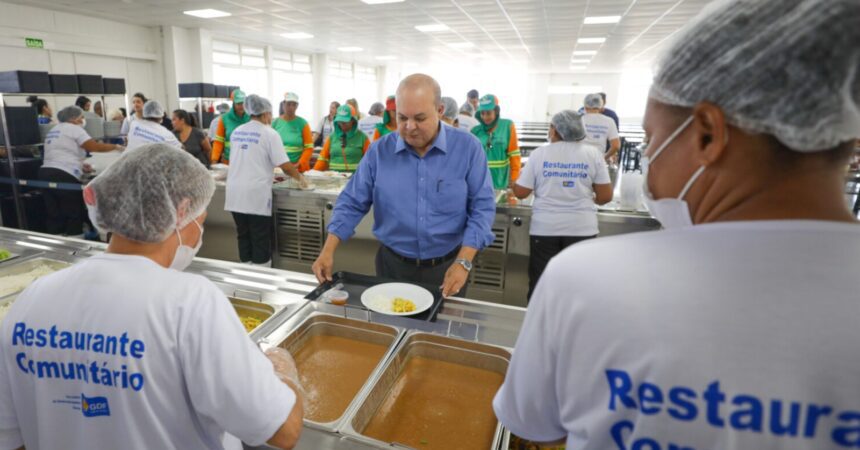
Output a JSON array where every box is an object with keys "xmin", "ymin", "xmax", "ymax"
[
  {"xmin": 0, "ymin": 191, "xmax": 47, "ymax": 232},
  {"xmin": 49, "ymin": 74, "xmax": 79, "ymax": 94},
  {"xmin": 0, "ymin": 107, "xmax": 40, "ymax": 146},
  {"xmin": 200, "ymin": 111, "xmax": 214, "ymax": 129},
  {"xmin": 216, "ymin": 85, "xmax": 230, "ymax": 99},
  {"xmin": 77, "ymin": 75, "xmax": 104, "ymax": 94},
  {"xmin": 202, "ymin": 83, "xmax": 216, "ymax": 98},
  {"xmin": 228, "ymin": 86, "xmax": 240, "ymax": 98},
  {"xmin": 0, "ymin": 71, "xmax": 51, "ymax": 93},
  {"xmin": 102, "ymin": 78, "xmax": 126, "ymax": 94},
  {"xmin": 179, "ymin": 83, "xmax": 205, "ymax": 98}
]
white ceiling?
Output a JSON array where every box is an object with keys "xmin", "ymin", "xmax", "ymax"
[{"xmin": 9, "ymin": 0, "xmax": 715, "ymax": 73}]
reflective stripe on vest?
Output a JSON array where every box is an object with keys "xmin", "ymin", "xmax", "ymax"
[{"xmin": 487, "ymin": 159, "xmax": 510, "ymax": 169}]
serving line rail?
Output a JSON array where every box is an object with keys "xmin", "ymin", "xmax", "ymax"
[{"xmin": 0, "ymin": 227, "xmax": 527, "ymax": 450}]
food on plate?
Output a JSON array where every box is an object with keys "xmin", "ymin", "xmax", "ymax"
[
  {"xmin": 239, "ymin": 315, "xmax": 262, "ymax": 333},
  {"xmin": 0, "ymin": 248, "xmax": 11, "ymax": 261},
  {"xmin": 393, "ymin": 297, "xmax": 416, "ymax": 313}
]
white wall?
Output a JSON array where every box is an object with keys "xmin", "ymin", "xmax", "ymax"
[{"xmin": 0, "ymin": 1, "xmax": 166, "ymax": 116}]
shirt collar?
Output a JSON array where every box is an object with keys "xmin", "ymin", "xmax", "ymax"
[{"xmin": 395, "ymin": 122, "xmax": 448, "ymax": 154}]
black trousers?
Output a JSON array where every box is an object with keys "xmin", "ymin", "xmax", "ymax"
[
  {"xmin": 375, "ymin": 246, "xmax": 466, "ymax": 296},
  {"xmin": 231, "ymin": 212, "xmax": 273, "ymax": 264},
  {"xmin": 38, "ymin": 167, "xmax": 84, "ymax": 236},
  {"xmin": 528, "ymin": 235, "xmax": 596, "ymax": 302}
]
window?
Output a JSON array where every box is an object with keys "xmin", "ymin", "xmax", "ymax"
[
  {"xmin": 273, "ymin": 50, "xmax": 315, "ymax": 120},
  {"xmin": 326, "ymin": 60, "xmax": 379, "ymax": 117},
  {"xmin": 212, "ymin": 40, "xmax": 269, "ymax": 98}
]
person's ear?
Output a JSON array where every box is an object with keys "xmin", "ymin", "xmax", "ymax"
[
  {"xmin": 690, "ymin": 102, "xmax": 730, "ymax": 167},
  {"xmin": 437, "ymin": 103, "xmax": 445, "ymax": 117}
]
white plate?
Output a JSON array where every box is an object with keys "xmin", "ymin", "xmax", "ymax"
[{"xmin": 361, "ymin": 283, "xmax": 434, "ymax": 316}]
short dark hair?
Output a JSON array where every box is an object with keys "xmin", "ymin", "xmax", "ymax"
[
  {"xmin": 132, "ymin": 92, "xmax": 148, "ymax": 103},
  {"xmin": 467, "ymin": 89, "xmax": 479, "ymax": 99},
  {"xmin": 75, "ymin": 96, "xmax": 91, "ymax": 109}
]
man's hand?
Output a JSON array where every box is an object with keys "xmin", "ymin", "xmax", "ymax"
[
  {"xmin": 441, "ymin": 262, "xmax": 469, "ymax": 298},
  {"xmin": 312, "ymin": 251, "xmax": 334, "ymax": 283}
]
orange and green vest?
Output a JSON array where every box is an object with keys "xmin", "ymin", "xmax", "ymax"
[
  {"xmin": 472, "ymin": 118, "xmax": 520, "ymax": 189},
  {"xmin": 272, "ymin": 116, "xmax": 311, "ymax": 163},
  {"xmin": 324, "ymin": 127, "xmax": 368, "ymax": 172},
  {"xmin": 215, "ymin": 108, "xmax": 250, "ymax": 162}
]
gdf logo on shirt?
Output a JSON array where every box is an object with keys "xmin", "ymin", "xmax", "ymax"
[{"xmin": 81, "ymin": 394, "xmax": 110, "ymax": 418}]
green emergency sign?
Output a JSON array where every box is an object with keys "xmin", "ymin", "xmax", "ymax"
[{"xmin": 25, "ymin": 38, "xmax": 44, "ymax": 49}]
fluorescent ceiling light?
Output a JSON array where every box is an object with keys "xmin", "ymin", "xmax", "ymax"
[
  {"xmin": 548, "ymin": 85, "xmax": 604, "ymax": 94},
  {"xmin": 361, "ymin": 0, "xmax": 404, "ymax": 3},
  {"xmin": 569, "ymin": 65, "xmax": 587, "ymax": 70},
  {"xmin": 338, "ymin": 46, "xmax": 363, "ymax": 52},
  {"xmin": 415, "ymin": 23, "xmax": 450, "ymax": 32},
  {"xmin": 573, "ymin": 50, "xmax": 598, "ymax": 56},
  {"xmin": 375, "ymin": 55, "xmax": 397, "ymax": 60},
  {"xmin": 584, "ymin": 15, "xmax": 621, "ymax": 25},
  {"xmin": 447, "ymin": 42, "xmax": 475, "ymax": 49},
  {"xmin": 281, "ymin": 32, "xmax": 313, "ymax": 39},
  {"xmin": 570, "ymin": 59, "xmax": 591, "ymax": 63},
  {"xmin": 577, "ymin": 37, "xmax": 606, "ymax": 44},
  {"xmin": 183, "ymin": 9, "xmax": 230, "ymax": 19}
]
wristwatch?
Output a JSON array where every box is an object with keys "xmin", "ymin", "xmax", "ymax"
[{"xmin": 454, "ymin": 258, "xmax": 472, "ymax": 272}]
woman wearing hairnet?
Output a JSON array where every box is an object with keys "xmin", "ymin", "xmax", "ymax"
[
  {"xmin": 126, "ymin": 100, "xmax": 182, "ymax": 151},
  {"xmin": 0, "ymin": 144, "xmax": 304, "ymax": 449},
  {"xmin": 38, "ymin": 105, "xmax": 124, "ymax": 237},
  {"xmin": 225, "ymin": 94, "xmax": 307, "ymax": 267},
  {"xmin": 440, "ymin": 96, "xmax": 459, "ymax": 127},
  {"xmin": 493, "ymin": 0, "xmax": 860, "ymax": 448},
  {"xmin": 512, "ymin": 110, "xmax": 613, "ymax": 301}
]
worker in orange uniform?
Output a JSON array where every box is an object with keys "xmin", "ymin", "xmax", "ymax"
[
  {"xmin": 314, "ymin": 104, "xmax": 370, "ymax": 172},
  {"xmin": 272, "ymin": 92, "xmax": 314, "ymax": 172},
  {"xmin": 470, "ymin": 94, "xmax": 521, "ymax": 190},
  {"xmin": 211, "ymin": 89, "xmax": 250, "ymax": 164},
  {"xmin": 371, "ymin": 95, "xmax": 398, "ymax": 141}
]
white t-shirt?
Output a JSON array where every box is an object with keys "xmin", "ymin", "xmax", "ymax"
[
  {"xmin": 0, "ymin": 253, "xmax": 295, "ymax": 450},
  {"xmin": 119, "ymin": 113, "xmax": 138, "ymax": 136},
  {"xmin": 208, "ymin": 115, "xmax": 222, "ymax": 139},
  {"xmin": 493, "ymin": 220, "xmax": 860, "ymax": 450},
  {"xmin": 317, "ymin": 116, "xmax": 334, "ymax": 143},
  {"xmin": 42, "ymin": 123, "xmax": 92, "ymax": 179},
  {"xmin": 516, "ymin": 141, "xmax": 610, "ymax": 236},
  {"xmin": 225, "ymin": 121, "xmax": 289, "ymax": 216},
  {"xmin": 582, "ymin": 113, "xmax": 619, "ymax": 153},
  {"xmin": 458, "ymin": 113, "xmax": 479, "ymax": 131},
  {"xmin": 357, "ymin": 115, "xmax": 382, "ymax": 137},
  {"xmin": 126, "ymin": 120, "xmax": 182, "ymax": 152}
]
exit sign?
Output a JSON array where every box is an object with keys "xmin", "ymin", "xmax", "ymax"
[{"xmin": 25, "ymin": 38, "xmax": 44, "ymax": 49}]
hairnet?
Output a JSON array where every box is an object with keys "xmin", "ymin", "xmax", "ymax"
[
  {"xmin": 57, "ymin": 106, "xmax": 84, "ymax": 123},
  {"xmin": 584, "ymin": 94, "xmax": 603, "ymax": 109},
  {"xmin": 551, "ymin": 110, "xmax": 587, "ymax": 142},
  {"xmin": 216, "ymin": 103, "xmax": 230, "ymax": 114},
  {"xmin": 460, "ymin": 102, "xmax": 474, "ymax": 115},
  {"xmin": 649, "ymin": 0, "xmax": 860, "ymax": 152},
  {"xmin": 142, "ymin": 100, "xmax": 164, "ymax": 119},
  {"xmin": 369, "ymin": 102, "xmax": 384, "ymax": 116},
  {"xmin": 441, "ymin": 97, "xmax": 458, "ymax": 120},
  {"xmin": 86, "ymin": 144, "xmax": 215, "ymax": 243},
  {"xmin": 244, "ymin": 94, "xmax": 272, "ymax": 116}
]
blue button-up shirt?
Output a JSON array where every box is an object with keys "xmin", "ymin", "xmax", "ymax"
[{"xmin": 328, "ymin": 123, "xmax": 496, "ymax": 259}]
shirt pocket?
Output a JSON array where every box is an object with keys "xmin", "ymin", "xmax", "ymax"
[{"xmin": 431, "ymin": 179, "xmax": 468, "ymax": 214}]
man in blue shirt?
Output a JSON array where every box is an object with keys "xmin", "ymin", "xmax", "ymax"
[{"xmin": 312, "ymin": 74, "xmax": 496, "ymax": 297}]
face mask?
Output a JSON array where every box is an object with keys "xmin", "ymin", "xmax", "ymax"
[
  {"xmin": 641, "ymin": 116, "xmax": 706, "ymax": 229},
  {"xmin": 169, "ymin": 219, "xmax": 203, "ymax": 271}
]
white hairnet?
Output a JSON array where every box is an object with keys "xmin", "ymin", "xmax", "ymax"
[
  {"xmin": 142, "ymin": 100, "xmax": 164, "ymax": 119},
  {"xmin": 584, "ymin": 94, "xmax": 603, "ymax": 109},
  {"xmin": 551, "ymin": 110, "xmax": 586, "ymax": 142},
  {"xmin": 368, "ymin": 102, "xmax": 384, "ymax": 116},
  {"xmin": 441, "ymin": 97, "xmax": 458, "ymax": 120},
  {"xmin": 87, "ymin": 143, "xmax": 215, "ymax": 243},
  {"xmin": 244, "ymin": 94, "xmax": 272, "ymax": 116},
  {"xmin": 460, "ymin": 101, "xmax": 474, "ymax": 115},
  {"xmin": 57, "ymin": 106, "xmax": 84, "ymax": 123},
  {"xmin": 650, "ymin": 0, "xmax": 860, "ymax": 152}
]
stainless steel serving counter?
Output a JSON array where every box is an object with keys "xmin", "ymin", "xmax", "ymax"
[{"xmin": 0, "ymin": 227, "xmax": 527, "ymax": 450}]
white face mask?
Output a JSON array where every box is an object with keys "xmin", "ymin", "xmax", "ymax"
[
  {"xmin": 169, "ymin": 219, "xmax": 203, "ymax": 271},
  {"xmin": 641, "ymin": 116, "xmax": 706, "ymax": 229}
]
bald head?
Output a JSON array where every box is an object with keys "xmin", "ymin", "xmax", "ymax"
[{"xmin": 397, "ymin": 73, "xmax": 442, "ymax": 107}]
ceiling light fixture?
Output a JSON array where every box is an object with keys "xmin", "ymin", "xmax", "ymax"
[
  {"xmin": 338, "ymin": 46, "xmax": 364, "ymax": 52},
  {"xmin": 281, "ymin": 32, "xmax": 313, "ymax": 39},
  {"xmin": 447, "ymin": 42, "xmax": 475, "ymax": 49},
  {"xmin": 183, "ymin": 9, "xmax": 231, "ymax": 19},
  {"xmin": 573, "ymin": 50, "xmax": 598, "ymax": 56},
  {"xmin": 375, "ymin": 55, "xmax": 397, "ymax": 60},
  {"xmin": 577, "ymin": 37, "xmax": 606, "ymax": 44},
  {"xmin": 361, "ymin": 0, "xmax": 405, "ymax": 4},
  {"xmin": 570, "ymin": 59, "xmax": 591, "ymax": 63},
  {"xmin": 584, "ymin": 16, "xmax": 621, "ymax": 25},
  {"xmin": 415, "ymin": 23, "xmax": 450, "ymax": 32},
  {"xmin": 569, "ymin": 65, "xmax": 587, "ymax": 70}
]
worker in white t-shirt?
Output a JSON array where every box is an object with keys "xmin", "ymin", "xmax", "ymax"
[
  {"xmin": 513, "ymin": 110, "xmax": 612, "ymax": 300},
  {"xmin": 38, "ymin": 105, "xmax": 123, "ymax": 237},
  {"xmin": 126, "ymin": 100, "xmax": 182, "ymax": 152},
  {"xmin": 582, "ymin": 93, "xmax": 620, "ymax": 163},
  {"xmin": 494, "ymin": 0, "xmax": 860, "ymax": 448},
  {"xmin": 225, "ymin": 94, "xmax": 307, "ymax": 267},
  {"xmin": 0, "ymin": 144, "xmax": 304, "ymax": 449}
]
